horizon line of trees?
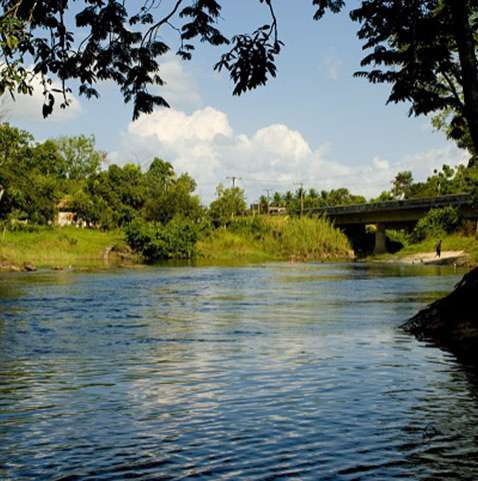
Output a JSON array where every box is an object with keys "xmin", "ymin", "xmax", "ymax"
[
  {"xmin": 254, "ymin": 164, "xmax": 478, "ymax": 214},
  {"xmin": 1, "ymin": 122, "xmax": 477, "ymax": 231}
]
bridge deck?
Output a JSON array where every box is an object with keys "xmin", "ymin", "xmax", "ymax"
[{"xmin": 310, "ymin": 194, "xmax": 476, "ymax": 226}]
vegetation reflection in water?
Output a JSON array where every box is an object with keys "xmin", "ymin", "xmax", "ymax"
[{"xmin": 0, "ymin": 263, "xmax": 477, "ymax": 481}]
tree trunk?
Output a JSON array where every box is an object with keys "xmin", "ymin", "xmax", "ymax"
[{"xmin": 449, "ymin": 0, "xmax": 478, "ymax": 167}]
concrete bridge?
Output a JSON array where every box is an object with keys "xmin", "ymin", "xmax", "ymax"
[{"xmin": 310, "ymin": 194, "xmax": 477, "ymax": 254}]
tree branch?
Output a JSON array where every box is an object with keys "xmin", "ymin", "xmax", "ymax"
[
  {"xmin": 141, "ymin": 0, "xmax": 185, "ymax": 48},
  {"xmin": 439, "ymin": 66, "xmax": 465, "ymax": 111}
]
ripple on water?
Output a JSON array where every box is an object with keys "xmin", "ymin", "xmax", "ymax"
[{"xmin": 0, "ymin": 263, "xmax": 477, "ymax": 481}]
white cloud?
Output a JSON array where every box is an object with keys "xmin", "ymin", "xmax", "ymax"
[
  {"xmin": 1, "ymin": 74, "xmax": 81, "ymax": 122},
  {"xmin": 253, "ymin": 125, "xmax": 312, "ymax": 161},
  {"xmin": 111, "ymin": 106, "xmax": 469, "ymax": 203},
  {"xmin": 115, "ymin": 106, "xmax": 333, "ymax": 201},
  {"xmin": 128, "ymin": 106, "xmax": 232, "ymax": 143}
]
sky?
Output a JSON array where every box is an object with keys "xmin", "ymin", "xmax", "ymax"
[{"xmin": 3, "ymin": 0, "xmax": 469, "ymax": 203}]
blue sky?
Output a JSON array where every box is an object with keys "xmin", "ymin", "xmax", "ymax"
[{"xmin": 5, "ymin": 0, "xmax": 467, "ymax": 202}]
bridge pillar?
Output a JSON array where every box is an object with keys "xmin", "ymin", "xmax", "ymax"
[{"xmin": 374, "ymin": 223, "xmax": 387, "ymax": 255}]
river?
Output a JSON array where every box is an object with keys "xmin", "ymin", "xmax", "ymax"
[{"xmin": 1, "ymin": 263, "xmax": 478, "ymax": 480}]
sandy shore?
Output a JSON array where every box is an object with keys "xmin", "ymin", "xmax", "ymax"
[{"xmin": 400, "ymin": 250, "xmax": 469, "ymax": 265}]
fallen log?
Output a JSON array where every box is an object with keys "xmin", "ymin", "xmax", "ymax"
[{"xmin": 401, "ymin": 267, "xmax": 478, "ymax": 362}]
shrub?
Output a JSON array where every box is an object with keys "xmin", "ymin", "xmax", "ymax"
[
  {"xmin": 0, "ymin": 211, "xmax": 41, "ymax": 233},
  {"xmin": 228, "ymin": 216, "xmax": 270, "ymax": 239},
  {"xmin": 198, "ymin": 215, "xmax": 352, "ymax": 261},
  {"xmin": 124, "ymin": 217, "xmax": 200, "ymax": 262},
  {"xmin": 412, "ymin": 206, "xmax": 461, "ymax": 242},
  {"xmin": 269, "ymin": 216, "xmax": 351, "ymax": 259}
]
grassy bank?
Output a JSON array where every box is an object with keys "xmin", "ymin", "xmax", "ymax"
[
  {"xmin": 0, "ymin": 227, "xmax": 127, "ymax": 269},
  {"xmin": 197, "ymin": 216, "xmax": 353, "ymax": 262},
  {"xmin": 0, "ymin": 216, "xmax": 352, "ymax": 270}
]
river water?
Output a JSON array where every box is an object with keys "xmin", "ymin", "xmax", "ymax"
[{"xmin": 1, "ymin": 263, "xmax": 478, "ymax": 480}]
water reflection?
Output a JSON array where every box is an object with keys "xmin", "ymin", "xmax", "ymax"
[{"xmin": 0, "ymin": 263, "xmax": 477, "ymax": 480}]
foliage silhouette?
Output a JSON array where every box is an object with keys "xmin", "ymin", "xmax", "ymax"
[{"xmin": 1, "ymin": 0, "xmax": 477, "ymax": 163}]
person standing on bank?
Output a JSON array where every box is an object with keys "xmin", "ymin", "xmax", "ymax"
[{"xmin": 435, "ymin": 239, "xmax": 442, "ymax": 258}]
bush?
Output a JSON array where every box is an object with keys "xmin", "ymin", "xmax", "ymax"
[
  {"xmin": 412, "ymin": 206, "xmax": 461, "ymax": 242},
  {"xmin": 228, "ymin": 216, "xmax": 270, "ymax": 239},
  {"xmin": 0, "ymin": 211, "xmax": 41, "ymax": 233},
  {"xmin": 268, "ymin": 216, "xmax": 351, "ymax": 259},
  {"xmin": 198, "ymin": 215, "xmax": 352, "ymax": 261},
  {"xmin": 124, "ymin": 217, "xmax": 200, "ymax": 262}
]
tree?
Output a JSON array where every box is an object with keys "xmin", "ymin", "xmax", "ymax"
[
  {"xmin": 0, "ymin": 125, "xmax": 87, "ymax": 225},
  {"xmin": 0, "ymin": 122, "xmax": 31, "ymax": 166},
  {"xmin": 320, "ymin": 188, "xmax": 366, "ymax": 206},
  {"xmin": 85, "ymin": 163, "xmax": 147, "ymax": 226},
  {"xmin": 144, "ymin": 171, "xmax": 204, "ymax": 224},
  {"xmin": 382, "ymin": 163, "xmax": 478, "ymax": 201},
  {"xmin": 391, "ymin": 171, "xmax": 414, "ymax": 200},
  {"xmin": 0, "ymin": 124, "xmax": 65, "ymax": 223},
  {"xmin": 146, "ymin": 157, "xmax": 176, "ymax": 193},
  {"xmin": 2, "ymin": 0, "xmax": 478, "ymax": 164},
  {"xmin": 348, "ymin": 1, "xmax": 478, "ymax": 165},
  {"xmin": 372, "ymin": 191, "xmax": 394, "ymax": 203},
  {"xmin": 259, "ymin": 194, "xmax": 269, "ymax": 214},
  {"xmin": 30, "ymin": 140, "xmax": 66, "ymax": 178},
  {"xmin": 209, "ymin": 184, "xmax": 247, "ymax": 226},
  {"xmin": 0, "ymin": 0, "xmax": 232, "ymax": 119},
  {"xmin": 272, "ymin": 192, "xmax": 282, "ymax": 206},
  {"xmin": 53, "ymin": 135, "xmax": 102, "ymax": 180}
]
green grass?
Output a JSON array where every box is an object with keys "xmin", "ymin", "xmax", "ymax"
[
  {"xmin": 0, "ymin": 226, "xmax": 126, "ymax": 268},
  {"xmin": 0, "ymin": 217, "xmax": 353, "ymax": 269},
  {"xmin": 197, "ymin": 229, "xmax": 276, "ymax": 263},
  {"xmin": 197, "ymin": 216, "xmax": 353, "ymax": 263}
]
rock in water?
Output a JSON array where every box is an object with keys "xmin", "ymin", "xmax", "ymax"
[{"xmin": 401, "ymin": 267, "xmax": 478, "ymax": 362}]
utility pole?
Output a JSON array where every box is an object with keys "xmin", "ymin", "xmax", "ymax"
[
  {"xmin": 295, "ymin": 183, "xmax": 305, "ymax": 217},
  {"xmin": 264, "ymin": 189, "xmax": 272, "ymax": 214},
  {"xmin": 226, "ymin": 176, "xmax": 242, "ymax": 188}
]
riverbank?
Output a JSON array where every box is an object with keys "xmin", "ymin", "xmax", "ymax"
[
  {"xmin": 374, "ymin": 233, "xmax": 478, "ymax": 267},
  {"xmin": 0, "ymin": 217, "xmax": 354, "ymax": 271},
  {"xmin": 0, "ymin": 227, "xmax": 132, "ymax": 271}
]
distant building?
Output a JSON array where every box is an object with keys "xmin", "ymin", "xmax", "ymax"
[
  {"xmin": 268, "ymin": 206, "xmax": 287, "ymax": 216},
  {"xmin": 249, "ymin": 204, "xmax": 287, "ymax": 215},
  {"xmin": 56, "ymin": 198, "xmax": 77, "ymax": 227}
]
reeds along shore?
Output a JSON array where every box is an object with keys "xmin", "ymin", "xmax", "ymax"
[
  {"xmin": 197, "ymin": 216, "xmax": 354, "ymax": 262},
  {"xmin": 0, "ymin": 216, "xmax": 353, "ymax": 270}
]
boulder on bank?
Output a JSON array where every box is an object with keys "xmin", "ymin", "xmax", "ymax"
[{"xmin": 401, "ymin": 267, "xmax": 478, "ymax": 362}]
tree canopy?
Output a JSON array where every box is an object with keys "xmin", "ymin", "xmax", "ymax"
[
  {"xmin": 0, "ymin": 123, "xmax": 205, "ymax": 228},
  {"xmin": 1, "ymin": 0, "xmax": 478, "ymax": 163}
]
